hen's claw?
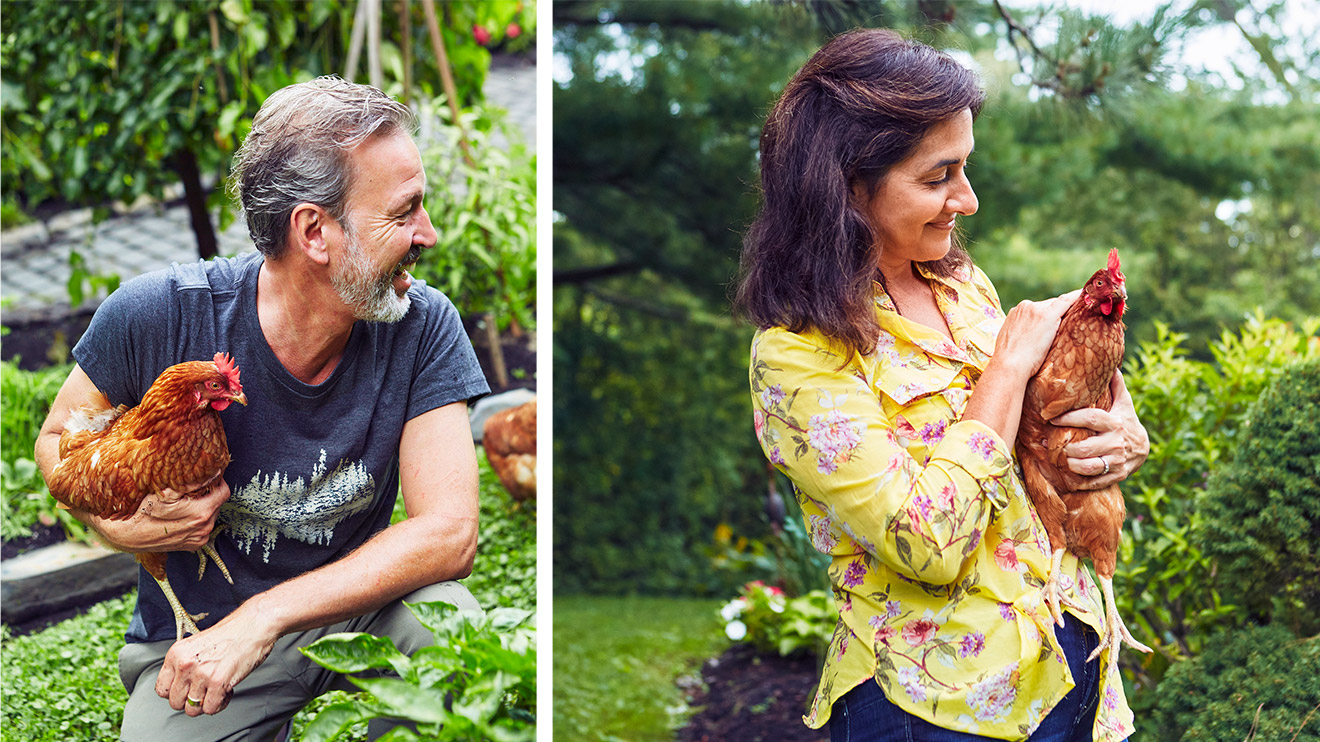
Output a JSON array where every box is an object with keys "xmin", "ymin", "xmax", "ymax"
[
  {"xmin": 1040, "ymin": 548, "xmax": 1084, "ymax": 627},
  {"xmin": 196, "ymin": 528, "xmax": 233, "ymax": 584},
  {"xmin": 1088, "ymin": 575, "xmax": 1152, "ymax": 680},
  {"xmin": 152, "ymin": 574, "xmax": 208, "ymax": 642}
]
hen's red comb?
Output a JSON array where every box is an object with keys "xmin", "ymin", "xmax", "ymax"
[
  {"xmin": 213, "ymin": 352, "xmax": 242, "ymax": 389},
  {"xmin": 1107, "ymin": 248, "xmax": 1125, "ymax": 283}
]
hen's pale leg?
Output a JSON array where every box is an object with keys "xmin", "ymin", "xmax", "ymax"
[
  {"xmin": 1088, "ymin": 575, "xmax": 1153, "ymax": 679},
  {"xmin": 152, "ymin": 575, "xmax": 207, "ymax": 642},
  {"xmin": 196, "ymin": 528, "xmax": 233, "ymax": 584},
  {"xmin": 1040, "ymin": 548, "xmax": 1083, "ymax": 626}
]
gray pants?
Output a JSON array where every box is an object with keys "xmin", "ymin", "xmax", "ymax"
[{"xmin": 117, "ymin": 581, "xmax": 480, "ymax": 742}]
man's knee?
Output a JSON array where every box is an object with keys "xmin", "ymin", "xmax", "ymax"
[{"xmin": 366, "ymin": 581, "xmax": 482, "ymax": 655}]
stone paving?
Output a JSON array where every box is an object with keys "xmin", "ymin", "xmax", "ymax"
[{"xmin": 0, "ymin": 59, "xmax": 536, "ymax": 322}]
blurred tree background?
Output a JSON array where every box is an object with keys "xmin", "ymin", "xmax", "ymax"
[{"xmin": 553, "ymin": 0, "xmax": 1319, "ymax": 735}]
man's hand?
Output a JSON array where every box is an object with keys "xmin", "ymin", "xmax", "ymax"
[
  {"xmin": 1051, "ymin": 370, "xmax": 1150, "ymax": 490},
  {"xmin": 77, "ymin": 479, "xmax": 230, "ymax": 553},
  {"xmin": 154, "ymin": 605, "xmax": 278, "ymax": 716}
]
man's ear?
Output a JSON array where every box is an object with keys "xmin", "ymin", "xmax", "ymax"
[{"xmin": 289, "ymin": 203, "xmax": 335, "ymax": 266}]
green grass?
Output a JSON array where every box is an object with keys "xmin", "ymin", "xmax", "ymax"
[
  {"xmin": 2, "ymin": 454, "xmax": 535, "ymax": 742},
  {"xmin": 553, "ymin": 595, "xmax": 725, "ymax": 742}
]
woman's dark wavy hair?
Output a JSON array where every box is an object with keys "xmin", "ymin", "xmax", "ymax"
[{"xmin": 735, "ymin": 28, "xmax": 985, "ymax": 357}]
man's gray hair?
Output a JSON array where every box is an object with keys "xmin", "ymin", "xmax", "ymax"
[{"xmin": 229, "ymin": 76, "xmax": 417, "ymax": 257}]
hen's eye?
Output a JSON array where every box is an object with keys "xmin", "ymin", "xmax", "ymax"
[{"xmin": 207, "ymin": 381, "xmax": 220, "ymax": 390}]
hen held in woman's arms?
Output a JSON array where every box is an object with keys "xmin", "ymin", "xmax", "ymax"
[
  {"xmin": 44, "ymin": 352, "xmax": 247, "ymax": 642},
  {"xmin": 1016, "ymin": 250, "xmax": 1151, "ymax": 678}
]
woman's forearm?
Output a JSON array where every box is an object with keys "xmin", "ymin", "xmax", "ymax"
[{"xmin": 962, "ymin": 353, "xmax": 1033, "ymax": 446}]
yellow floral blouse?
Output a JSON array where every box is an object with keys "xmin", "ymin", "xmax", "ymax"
[{"xmin": 748, "ymin": 262, "xmax": 1135, "ymax": 740}]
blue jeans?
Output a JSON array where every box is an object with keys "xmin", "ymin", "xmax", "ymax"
[{"xmin": 830, "ymin": 615, "xmax": 1110, "ymax": 742}]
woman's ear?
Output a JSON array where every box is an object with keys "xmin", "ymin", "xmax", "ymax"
[{"xmin": 289, "ymin": 203, "xmax": 334, "ymax": 266}]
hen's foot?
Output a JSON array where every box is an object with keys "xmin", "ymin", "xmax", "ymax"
[
  {"xmin": 196, "ymin": 528, "xmax": 233, "ymax": 584},
  {"xmin": 152, "ymin": 575, "xmax": 208, "ymax": 642},
  {"xmin": 1088, "ymin": 575, "xmax": 1153, "ymax": 680},
  {"xmin": 1040, "ymin": 548, "xmax": 1083, "ymax": 627}
]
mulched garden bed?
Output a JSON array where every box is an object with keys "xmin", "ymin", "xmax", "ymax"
[
  {"xmin": 0, "ymin": 522, "xmax": 65, "ymax": 560},
  {"xmin": 678, "ymin": 644, "xmax": 829, "ymax": 742}
]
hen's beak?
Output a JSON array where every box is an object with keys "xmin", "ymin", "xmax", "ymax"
[{"xmin": 230, "ymin": 391, "xmax": 248, "ymax": 406}]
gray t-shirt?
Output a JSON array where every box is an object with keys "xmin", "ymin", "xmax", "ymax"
[{"xmin": 72, "ymin": 251, "xmax": 489, "ymax": 643}]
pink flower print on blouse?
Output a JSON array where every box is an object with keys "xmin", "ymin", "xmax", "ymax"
[
  {"xmin": 808, "ymin": 409, "xmax": 863, "ymax": 474},
  {"xmin": 753, "ymin": 409, "xmax": 766, "ymax": 442},
  {"xmin": 908, "ymin": 493, "xmax": 935, "ymax": 524},
  {"xmin": 837, "ymin": 631, "xmax": 850, "ymax": 661},
  {"xmin": 959, "ymin": 632, "xmax": 986, "ymax": 658},
  {"xmin": 968, "ymin": 432, "xmax": 997, "ymax": 461},
  {"xmin": 968, "ymin": 663, "xmax": 1019, "ymax": 722},
  {"xmin": 901, "ymin": 618, "xmax": 938, "ymax": 647},
  {"xmin": 994, "ymin": 540, "xmax": 1028, "ymax": 574},
  {"xmin": 842, "ymin": 559, "xmax": 866, "ymax": 588},
  {"xmin": 870, "ymin": 617, "xmax": 897, "ymax": 645}
]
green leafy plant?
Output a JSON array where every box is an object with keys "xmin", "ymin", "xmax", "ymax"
[
  {"xmin": 1119, "ymin": 315, "xmax": 1320, "ymax": 656},
  {"xmin": 416, "ymin": 101, "xmax": 536, "ymax": 335},
  {"xmin": 0, "ymin": 361, "xmax": 87, "ymax": 542},
  {"xmin": 720, "ymin": 581, "xmax": 833, "ymax": 659},
  {"xmin": 65, "ymin": 250, "xmax": 121, "ymax": 309},
  {"xmin": 300, "ymin": 601, "xmax": 535, "ymax": 742},
  {"xmin": 0, "ymin": 592, "xmax": 137, "ymax": 741}
]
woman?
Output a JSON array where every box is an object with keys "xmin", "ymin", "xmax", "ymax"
[{"xmin": 736, "ymin": 29, "xmax": 1147, "ymax": 741}]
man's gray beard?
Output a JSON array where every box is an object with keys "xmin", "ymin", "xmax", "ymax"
[{"xmin": 331, "ymin": 231, "xmax": 411, "ymax": 323}]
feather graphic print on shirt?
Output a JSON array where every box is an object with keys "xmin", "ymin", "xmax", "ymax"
[{"xmin": 222, "ymin": 449, "xmax": 375, "ymax": 562}]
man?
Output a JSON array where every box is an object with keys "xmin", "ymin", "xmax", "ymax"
[{"xmin": 34, "ymin": 77, "xmax": 490, "ymax": 740}]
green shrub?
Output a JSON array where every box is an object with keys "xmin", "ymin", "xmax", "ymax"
[
  {"xmin": 300, "ymin": 601, "xmax": 535, "ymax": 742},
  {"xmin": 1199, "ymin": 360, "xmax": 1320, "ymax": 634},
  {"xmin": 1151, "ymin": 624, "xmax": 1320, "ymax": 742},
  {"xmin": 1119, "ymin": 314, "xmax": 1320, "ymax": 664}
]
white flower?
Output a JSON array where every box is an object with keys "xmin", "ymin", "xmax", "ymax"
[
  {"xmin": 719, "ymin": 598, "xmax": 746, "ymax": 622},
  {"xmin": 725, "ymin": 620, "xmax": 748, "ymax": 641}
]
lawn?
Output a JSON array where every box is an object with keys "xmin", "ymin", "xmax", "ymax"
[
  {"xmin": 0, "ymin": 451, "xmax": 534, "ymax": 742},
  {"xmin": 553, "ymin": 595, "xmax": 726, "ymax": 742}
]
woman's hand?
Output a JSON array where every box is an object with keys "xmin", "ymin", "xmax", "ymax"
[
  {"xmin": 991, "ymin": 289, "xmax": 1083, "ymax": 379},
  {"xmin": 963, "ymin": 289, "xmax": 1081, "ymax": 446},
  {"xmin": 75, "ymin": 479, "xmax": 230, "ymax": 553},
  {"xmin": 1051, "ymin": 370, "xmax": 1150, "ymax": 490}
]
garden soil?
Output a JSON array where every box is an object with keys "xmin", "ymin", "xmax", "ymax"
[{"xmin": 678, "ymin": 644, "xmax": 828, "ymax": 742}]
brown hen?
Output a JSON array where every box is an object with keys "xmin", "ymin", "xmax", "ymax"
[
  {"xmin": 1016, "ymin": 250, "xmax": 1151, "ymax": 678},
  {"xmin": 483, "ymin": 400, "xmax": 536, "ymax": 502},
  {"xmin": 44, "ymin": 352, "xmax": 247, "ymax": 641}
]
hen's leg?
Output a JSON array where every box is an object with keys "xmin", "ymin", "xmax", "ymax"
[
  {"xmin": 139, "ymin": 553, "xmax": 207, "ymax": 642},
  {"xmin": 196, "ymin": 527, "xmax": 233, "ymax": 584},
  {"xmin": 1020, "ymin": 456, "xmax": 1074, "ymax": 626},
  {"xmin": 153, "ymin": 574, "xmax": 208, "ymax": 642},
  {"xmin": 1040, "ymin": 547, "xmax": 1084, "ymax": 627},
  {"xmin": 1088, "ymin": 575, "xmax": 1152, "ymax": 680}
]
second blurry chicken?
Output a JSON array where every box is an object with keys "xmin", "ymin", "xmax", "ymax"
[{"xmin": 483, "ymin": 399, "xmax": 536, "ymax": 502}]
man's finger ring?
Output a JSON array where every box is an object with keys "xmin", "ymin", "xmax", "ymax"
[
  {"xmin": 186, "ymin": 696, "xmax": 202, "ymax": 707},
  {"xmin": 1098, "ymin": 457, "xmax": 1110, "ymax": 476}
]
